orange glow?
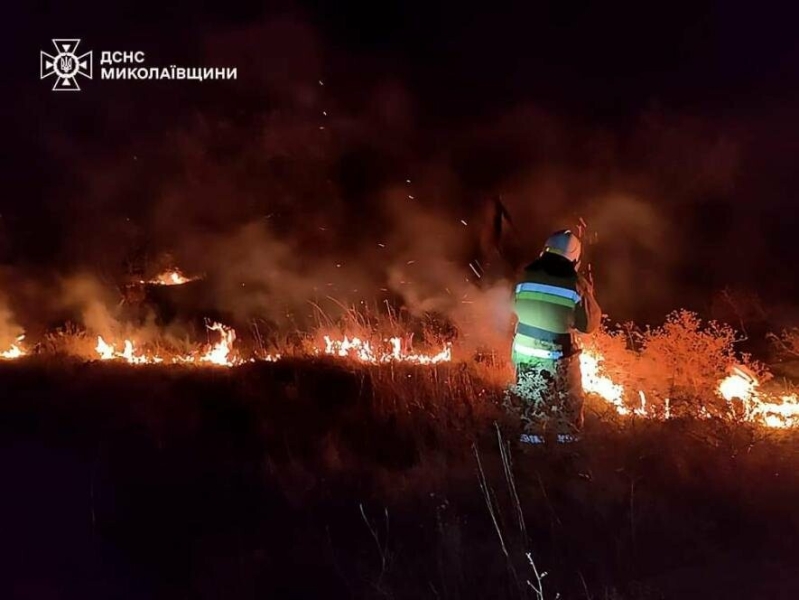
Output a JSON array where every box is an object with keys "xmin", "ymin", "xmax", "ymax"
[
  {"xmin": 95, "ymin": 322, "xmax": 238, "ymax": 366},
  {"xmin": 200, "ymin": 322, "xmax": 240, "ymax": 366},
  {"xmin": 0, "ymin": 335, "xmax": 26, "ymax": 360},
  {"xmin": 142, "ymin": 268, "xmax": 198, "ymax": 286},
  {"xmin": 96, "ymin": 336, "xmax": 163, "ymax": 364},
  {"xmin": 717, "ymin": 367, "xmax": 799, "ymax": 428},
  {"xmin": 579, "ymin": 350, "xmax": 628, "ymax": 415},
  {"xmin": 580, "ymin": 348, "xmax": 799, "ymax": 429},
  {"xmin": 43, "ymin": 321, "xmax": 799, "ymax": 430},
  {"xmin": 718, "ymin": 366, "xmax": 758, "ymax": 403},
  {"xmin": 321, "ymin": 335, "xmax": 451, "ymax": 365}
]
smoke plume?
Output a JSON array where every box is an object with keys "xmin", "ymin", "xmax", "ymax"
[{"xmin": 5, "ymin": 14, "xmax": 778, "ymax": 347}]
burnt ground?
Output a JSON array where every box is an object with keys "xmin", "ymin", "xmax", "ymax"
[{"xmin": 1, "ymin": 359, "xmax": 799, "ymax": 599}]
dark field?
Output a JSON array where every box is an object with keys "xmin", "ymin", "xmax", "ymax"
[{"xmin": 1, "ymin": 359, "xmax": 799, "ymax": 599}]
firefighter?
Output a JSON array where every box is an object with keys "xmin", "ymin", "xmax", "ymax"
[{"xmin": 512, "ymin": 229, "xmax": 601, "ymax": 436}]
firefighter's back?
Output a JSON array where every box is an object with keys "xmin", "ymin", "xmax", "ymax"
[{"xmin": 513, "ymin": 253, "xmax": 581, "ymax": 361}]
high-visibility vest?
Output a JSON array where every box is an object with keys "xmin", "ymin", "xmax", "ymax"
[{"xmin": 513, "ymin": 270, "xmax": 581, "ymax": 361}]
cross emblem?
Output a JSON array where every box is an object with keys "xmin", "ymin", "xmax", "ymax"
[{"xmin": 40, "ymin": 39, "xmax": 93, "ymax": 91}]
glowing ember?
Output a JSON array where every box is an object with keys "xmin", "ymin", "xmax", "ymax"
[
  {"xmin": 142, "ymin": 268, "xmax": 198, "ymax": 286},
  {"xmin": 1, "ymin": 335, "xmax": 26, "ymax": 359},
  {"xmin": 322, "ymin": 335, "xmax": 451, "ymax": 365}
]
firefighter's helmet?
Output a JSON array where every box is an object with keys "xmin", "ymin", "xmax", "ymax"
[{"xmin": 542, "ymin": 230, "xmax": 582, "ymax": 263}]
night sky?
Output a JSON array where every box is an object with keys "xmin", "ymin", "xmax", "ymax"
[{"xmin": 5, "ymin": 1, "xmax": 799, "ymax": 324}]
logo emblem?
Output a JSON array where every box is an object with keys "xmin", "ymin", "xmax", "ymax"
[{"xmin": 40, "ymin": 39, "xmax": 92, "ymax": 91}]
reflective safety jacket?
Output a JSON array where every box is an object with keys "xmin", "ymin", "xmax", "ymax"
[{"xmin": 512, "ymin": 264, "xmax": 601, "ymax": 363}]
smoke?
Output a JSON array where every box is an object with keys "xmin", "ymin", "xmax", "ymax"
[
  {"xmin": 584, "ymin": 194, "xmax": 674, "ymax": 317},
  {"xmin": 0, "ymin": 300, "xmax": 23, "ymax": 348},
  {"xmin": 179, "ymin": 219, "xmax": 381, "ymax": 323},
  {"xmin": 10, "ymin": 14, "xmax": 768, "ymax": 347},
  {"xmin": 378, "ymin": 188, "xmax": 514, "ymax": 349},
  {"xmin": 57, "ymin": 274, "xmax": 122, "ymax": 338}
]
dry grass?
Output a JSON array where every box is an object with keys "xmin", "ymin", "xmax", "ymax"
[
  {"xmin": 585, "ymin": 309, "xmax": 772, "ymax": 419},
  {"xmin": 13, "ymin": 307, "xmax": 799, "ymax": 432},
  {"xmin": 3, "ymin": 341, "xmax": 799, "ymax": 598},
  {"xmin": 42, "ymin": 322, "xmax": 99, "ymax": 359},
  {"xmin": 769, "ymin": 327, "xmax": 799, "ymax": 360}
]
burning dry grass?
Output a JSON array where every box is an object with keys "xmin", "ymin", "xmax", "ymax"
[
  {"xmin": 321, "ymin": 335, "xmax": 451, "ymax": 364},
  {"xmin": 20, "ymin": 302, "xmax": 455, "ymax": 370},
  {"xmin": 140, "ymin": 268, "xmax": 202, "ymax": 286},
  {"xmin": 0, "ymin": 335, "xmax": 25, "ymax": 359},
  {"xmin": 92, "ymin": 333, "xmax": 242, "ymax": 366},
  {"xmin": 92, "ymin": 321, "xmax": 254, "ymax": 366},
  {"xmin": 4, "ymin": 300, "xmax": 799, "ymax": 429},
  {"xmin": 580, "ymin": 310, "xmax": 799, "ymax": 428},
  {"xmin": 584, "ymin": 310, "xmax": 753, "ymax": 407},
  {"xmin": 0, "ymin": 300, "xmax": 25, "ymax": 359}
]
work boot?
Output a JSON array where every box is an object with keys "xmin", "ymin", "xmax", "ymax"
[{"xmin": 520, "ymin": 433, "xmax": 546, "ymax": 444}]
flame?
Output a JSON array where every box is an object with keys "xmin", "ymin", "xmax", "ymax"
[
  {"xmin": 96, "ymin": 336, "xmax": 163, "ymax": 364},
  {"xmin": 717, "ymin": 367, "xmax": 799, "ymax": 429},
  {"xmin": 579, "ymin": 350, "xmax": 629, "ymax": 415},
  {"xmin": 718, "ymin": 366, "xmax": 758, "ymax": 403},
  {"xmin": 66, "ymin": 325, "xmax": 799, "ymax": 429},
  {"xmin": 95, "ymin": 322, "xmax": 238, "ymax": 366},
  {"xmin": 321, "ymin": 335, "xmax": 451, "ymax": 365},
  {"xmin": 635, "ymin": 390, "xmax": 647, "ymax": 417},
  {"xmin": 93, "ymin": 327, "xmax": 447, "ymax": 368},
  {"xmin": 200, "ymin": 322, "xmax": 240, "ymax": 366},
  {"xmin": 142, "ymin": 268, "xmax": 198, "ymax": 286},
  {"xmin": 1, "ymin": 335, "xmax": 26, "ymax": 359},
  {"xmin": 323, "ymin": 336, "xmax": 376, "ymax": 362},
  {"xmin": 95, "ymin": 336, "xmax": 115, "ymax": 360},
  {"xmin": 580, "ymin": 349, "xmax": 799, "ymax": 429}
]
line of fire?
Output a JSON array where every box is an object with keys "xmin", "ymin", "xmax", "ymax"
[{"xmin": 0, "ymin": 201, "xmax": 796, "ymax": 430}]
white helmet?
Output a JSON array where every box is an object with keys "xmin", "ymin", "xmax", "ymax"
[{"xmin": 542, "ymin": 229, "xmax": 582, "ymax": 263}]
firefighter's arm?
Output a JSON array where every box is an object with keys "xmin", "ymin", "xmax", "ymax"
[{"xmin": 574, "ymin": 274, "xmax": 601, "ymax": 334}]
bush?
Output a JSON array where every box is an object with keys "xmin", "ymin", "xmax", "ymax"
[
  {"xmin": 768, "ymin": 327, "xmax": 799, "ymax": 360},
  {"xmin": 584, "ymin": 310, "xmax": 768, "ymax": 419}
]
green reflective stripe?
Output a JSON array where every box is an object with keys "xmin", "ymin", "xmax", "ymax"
[
  {"xmin": 515, "ymin": 290, "xmax": 576, "ymax": 308},
  {"xmin": 513, "ymin": 343, "xmax": 563, "ymax": 360},
  {"xmin": 515, "ymin": 282, "xmax": 581, "ymax": 303}
]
